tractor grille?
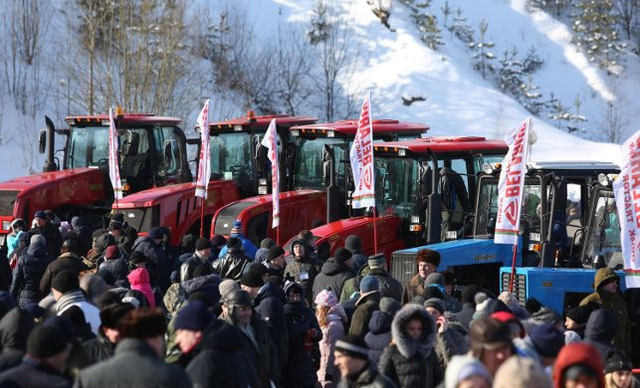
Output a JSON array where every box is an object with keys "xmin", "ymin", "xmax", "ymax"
[
  {"xmin": 391, "ymin": 252, "xmax": 418, "ymax": 286},
  {"xmin": 123, "ymin": 206, "xmax": 159, "ymax": 233},
  {"xmin": 501, "ymin": 272, "xmax": 526, "ymax": 303}
]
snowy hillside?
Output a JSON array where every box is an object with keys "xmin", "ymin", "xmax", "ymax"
[{"xmin": 0, "ymin": 0, "xmax": 632, "ymax": 181}]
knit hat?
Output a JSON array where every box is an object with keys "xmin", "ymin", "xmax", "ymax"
[
  {"xmin": 260, "ymin": 238, "xmax": 275, "ymax": 249},
  {"xmin": 605, "ymin": 350, "xmax": 632, "ymax": 374},
  {"xmin": 445, "ymin": 355, "xmax": 492, "ymax": 388},
  {"xmin": 240, "ymin": 271, "xmax": 264, "ymax": 288},
  {"xmin": 52, "ymin": 271, "xmax": 80, "ymax": 294},
  {"xmin": 491, "ymin": 311, "xmax": 525, "ymax": 339},
  {"xmin": 422, "ymin": 285, "xmax": 444, "ymax": 300},
  {"xmin": 493, "ymin": 356, "xmax": 552, "ymax": 388},
  {"xmin": 529, "ymin": 322, "xmax": 565, "ymax": 358},
  {"xmin": 33, "ymin": 210, "xmax": 47, "ymax": 220},
  {"xmin": 96, "ymin": 270, "xmax": 116, "ymax": 286},
  {"xmin": 531, "ymin": 306, "xmax": 562, "ymax": 325},
  {"xmin": 107, "ymin": 221, "xmax": 122, "ymax": 231},
  {"xmin": 524, "ymin": 298, "xmax": 543, "ymax": 315},
  {"xmin": 26, "ymin": 325, "xmax": 69, "ymax": 358},
  {"xmin": 424, "ymin": 298, "xmax": 445, "ymax": 315},
  {"xmin": 231, "ymin": 221, "xmax": 243, "ymax": 235},
  {"xmin": 359, "ymin": 276, "xmax": 379, "ymax": 294},
  {"xmin": 344, "ymin": 235, "xmax": 362, "ymax": 253},
  {"xmin": 219, "ymin": 279, "xmax": 240, "ymax": 299},
  {"xmin": 566, "ymin": 304, "xmax": 594, "ymax": 325},
  {"xmin": 118, "ymin": 308, "xmax": 166, "ymax": 338},
  {"xmin": 333, "ymin": 248, "xmax": 352, "ymax": 264},
  {"xmin": 111, "ymin": 213, "xmax": 125, "ymax": 223},
  {"xmin": 129, "ymin": 251, "xmax": 148, "ymax": 265},
  {"xmin": 104, "ymin": 245, "xmax": 119, "ymax": 260},
  {"xmin": 195, "ymin": 238, "xmax": 210, "ymax": 251},
  {"xmin": 211, "ymin": 234, "xmax": 226, "ymax": 248},
  {"xmin": 379, "ymin": 297, "xmax": 401, "ymax": 316},
  {"xmin": 335, "ymin": 335, "xmax": 369, "ymax": 360},
  {"xmin": 30, "ymin": 234, "xmax": 46, "ymax": 245},
  {"xmin": 368, "ymin": 254, "xmax": 386, "ymax": 268},
  {"xmin": 469, "ymin": 317, "xmax": 512, "ymax": 350},
  {"xmin": 147, "ymin": 227, "xmax": 164, "ymax": 240},
  {"xmin": 416, "ymin": 249, "xmax": 440, "ymax": 267},
  {"xmin": 267, "ymin": 246, "xmax": 285, "ymax": 261},
  {"xmin": 174, "ymin": 301, "xmax": 214, "ymax": 332},
  {"xmin": 315, "ymin": 289, "xmax": 338, "ymax": 308}
]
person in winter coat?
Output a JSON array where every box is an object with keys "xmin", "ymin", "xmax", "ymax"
[
  {"xmin": 5, "ymin": 219, "xmax": 26, "ymax": 259},
  {"xmin": 424, "ymin": 298, "xmax": 468, "ymax": 370},
  {"xmin": 493, "ymin": 356, "xmax": 551, "ymax": 388},
  {"xmin": 584, "ymin": 308, "xmax": 618, "ymax": 362},
  {"xmin": 97, "ymin": 245, "xmax": 129, "ymax": 285},
  {"xmin": 221, "ymin": 289, "xmax": 279, "ymax": 388},
  {"xmin": 51, "ymin": 271, "xmax": 101, "ymax": 335},
  {"xmin": 579, "ymin": 268, "xmax": 631, "ymax": 356},
  {"xmin": 282, "ymin": 282, "xmax": 322, "ymax": 388},
  {"xmin": 468, "ymin": 317, "xmax": 514, "ymax": 377},
  {"xmin": 604, "ymin": 350, "xmax": 639, "ymax": 388},
  {"xmin": 379, "ymin": 303, "xmax": 443, "ymax": 388},
  {"xmin": 316, "ymin": 288, "xmax": 347, "ymax": 388},
  {"xmin": 40, "ymin": 240, "xmax": 90, "ymax": 294},
  {"xmin": 365, "ymin": 298, "xmax": 400, "ymax": 365},
  {"xmin": 83, "ymin": 302, "xmax": 134, "ymax": 363},
  {"xmin": 453, "ymin": 285, "xmax": 477, "ymax": 331},
  {"xmin": 217, "ymin": 221, "xmax": 258, "ymax": 259},
  {"xmin": 444, "ymin": 355, "xmax": 491, "ymax": 388},
  {"xmin": 263, "ymin": 245, "xmax": 286, "ymax": 286},
  {"xmin": 70, "ymin": 216, "xmax": 92, "ymax": 257},
  {"xmin": 253, "ymin": 276, "xmax": 287, "ymax": 368},
  {"xmin": 349, "ymin": 276, "xmax": 381, "ymax": 340},
  {"xmin": 0, "ymin": 307, "xmax": 34, "ymax": 372},
  {"xmin": 284, "ymin": 238, "xmax": 322, "ymax": 305},
  {"xmin": 313, "ymin": 248, "xmax": 355, "ymax": 301},
  {"xmin": 180, "ymin": 238, "xmax": 211, "ymax": 282},
  {"xmin": 28, "ymin": 210, "xmax": 63, "ymax": 258},
  {"xmin": 334, "ymin": 335, "xmax": 397, "ymax": 388},
  {"xmin": 366, "ymin": 255, "xmax": 403, "ymax": 302},
  {"xmin": 425, "ymin": 273, "xmax": 462, "ymax": 313},
  {"xmin": 212, "ymin": 237, "xmax": 253, "ymax": 281},
  {"xmin": 553, "ymin": 342, "xmax": 605, "ymax": 388},
  {"xmin": 564, "ymin": 303, "xmax": 595, "ymax": 340},
  {"xmin": 132, "ymin": 227, "xmax": 172, "ymax": 293},
  {"xmin": 74, "ymin": 308, "xmax": 192, "ymax": 388},
  {"xmin": 344, "ymin": 235, "xmax": 368, "ymax": 273},
  {"xmin": 255, "ymin": 238, "xmax": 275, "ymax": 263},
  {"xmin": 401, "ymin": 249, "xmax": 440, "ymax": 304},
  {"xmin": 0, "ymin": 324, "xmax": 71, "ymax": 388},
  {"xmin": 128, "ymin": 268, "xmax": 157, "ymax": 308},
  {"xmin": 11, "ymin": 234, "xmax": 52, "ymax": 307}
]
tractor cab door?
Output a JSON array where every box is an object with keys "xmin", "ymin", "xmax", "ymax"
[
  {"xmin": 152, "ymin": 125, "xmax": 192, "ymax": 186},
  {"xmin": 119, "ymin": 128, "xmax": 153, "ymax": 192}
]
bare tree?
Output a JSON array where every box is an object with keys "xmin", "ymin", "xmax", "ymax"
[
  {"xmin": 615, "ymin": 0, "xmax": 638, "ymax": 40},
  {"xmin": 272, "ymin": 26, "xmax": 314, "ymax": 115},
  {"xmin": 597, "ymin": 79, "xmax": 632, "ymax": 143}
]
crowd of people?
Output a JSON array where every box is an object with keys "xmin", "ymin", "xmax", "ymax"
[{"xmin": 0, "ymin": 210, "xmax": 635, "ymax": 388}]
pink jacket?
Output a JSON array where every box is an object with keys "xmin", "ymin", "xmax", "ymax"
[
  {"xmin": 317, "ymin": 304, "xmax": 347, "ymax": 387},
  {"xmin": 127, "ymin": 268, "xmax": 156, "ymax": 308}
]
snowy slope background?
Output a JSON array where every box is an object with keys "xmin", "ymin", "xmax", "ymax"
[{"xmin": 0, "ymin": 0, "xmax": 633, "ymax": 181}]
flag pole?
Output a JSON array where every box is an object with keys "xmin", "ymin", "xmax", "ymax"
[
  {"xmin": 200, "ymin": 196, "xmax": 206, "ymax": 238},
  {"xmin": 509, "ymin": 244, "xmax": 517, "ymax": 292},
  {"xmin": 373, "ymin": 207, "xmax": 379, "ymax": 254}
]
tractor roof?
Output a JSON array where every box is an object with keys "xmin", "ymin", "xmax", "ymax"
[
  {"xmin": 526, "ymin": 161, "xmax": 620, "ymax": 173},
  {"xmin": 290, "ymin": 119, "xmax": 428, "ymax": 138},
  {"xmin": 374, "ymin": 136, "xmax": 508, "ymax": 156},
  {"xmin": 208, "ymin": 113, "xmax": 318, "ymax": 134},
  {"xmin": 65, "ymin": 113, "xmax": 181, "ymax": 127}
]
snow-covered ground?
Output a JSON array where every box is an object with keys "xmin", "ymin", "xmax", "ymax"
[{"xmin": 0, "ymin": 0, "xmax": 631, "ymax": 181}]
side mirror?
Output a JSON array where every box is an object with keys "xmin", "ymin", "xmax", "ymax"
[
  {"xmin": 594, "ymin": 255, "xmax": 606, "ymax": 269},
  {"xmin": 38, "ymin": 128, "xmax": 47, "ymax": 154}
]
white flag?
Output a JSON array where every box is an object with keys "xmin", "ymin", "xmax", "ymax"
[
  {"xmin": 261, "ymin": 119, "xmax": 280, "ymax": 228},
  {"xmin": 108, "ymin": 108, "xmax": 123, "ymax": 200},
  {"xmin": 350, "ymin": 93, "xmax": 375, "ymax": 209},
  {"xmin": 195, "ymin": 99, "xmax": 211, "ymax": 199},
  {"xmin": 613, "ymin": 129, "xmax": 640, "ymax": 288},
  {"xmin": 494, "ymin": 118, "xmax": 532, "ymax": 245}
]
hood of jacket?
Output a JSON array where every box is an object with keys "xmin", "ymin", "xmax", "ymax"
[
  {"xmin": 0, "ymin": 307, "xmax": 34, "ymax": 350},
  {"xmin": 127, "ymin": 268, "xmax": 150, "ymax": 286},
  {"xmin": 26, "ymin": 241, "xmax": 47, "ymax": 257},
  {"xmin": 594, "ymin": 267, "xmax": 618, "ymax": 291},
  {"xmin": 321, "ymin": 259, "xmax": 350, "ymax": 276},
  {"xmin": 254, "ymin": 281, "xmax": 286, "ymax": 306},
  {"xmin": 344, "ymin": 235, "xmax": 362, "ymax": 254},
  {"xmin": 290, "ymin": 238, "xmax": 312, "ymax": 262},
  {"xmin": 584, "ymin": 308, "xmax": 617, "ymax": 343},
  {"xmin": 327, "ymin": 303, "xmax": 347, "ymax": 324},
  {"xmin": 58, "ymin": 252, "xmax": 82, "ymax": 261},
  {"xmin": 553, "ymin": 343, "xmax": 605, "ymax": 388},
  {"xmin": 391, "ymin": 304, "xmax": 436, "ymax": 358},
  {"xmin": 368, "ymin": 310, "xmax": 392, "ymax": 335}
]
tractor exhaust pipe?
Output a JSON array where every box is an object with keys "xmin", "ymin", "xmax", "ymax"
[{"xmin": 42, "ymin": 116, "xmax": 57, "ymax": 172}]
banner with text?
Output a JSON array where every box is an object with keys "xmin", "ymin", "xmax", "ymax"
[
  {"xmin": 350, "ymin": 92, "xmax": 375, "ymax": 209},
  {"xmin": 613, "ymin": 129, "xmax": 640, "ymax": 288},
  {"xmin": 261, "ymin": 119, "xmax": 280, "ymax": 228},
  {"xmin": 195, "ymin": 99, "xmax": 211, "ymax": 199},
  {"xmin": 494, "ymin": 118, "xmax": 532, "ymax": 245},
  {"xmin": 108, "ymin": 108, "xmax": 123, "ymax": 200}
]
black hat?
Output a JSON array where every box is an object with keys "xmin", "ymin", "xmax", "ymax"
[
  {"xmin": 223, "ymin": 290, "xmax": 253, "ymax": 307},
  {"xmin": 111, "ymin": 213, "xmax": 125, "ymax": 223},
  {"xmin": 195, "ymin": 238, "xmax": 211, "ymax": 251},
  {"xmin": 148, "ymin": 227, "xmax": 164, "ymax": 240},
  {"xmin": 96, "ymin": 270, "xmax": 116, "ymax": 286},
  {"xmin": 52, "ymin": 271, "xmax": 80, "ymax": 294},
  {"xmin": 566, "ymin": 304, "xmax": 594, "ymax": 325},
  {"xmin": 174, "ymin": 301, "xmax": 214, "ymax": 332},
  {"xmin": 424, "ymin": 298, "xmax": 445, "ymax": 315},
  {"xmin": 181, "ymin": 234, "xmax": 196, "ymax": 251},
  {"xmin": 605, "ymin": 350, "xmax": 632, "ymax": 374},
  {"xmin": 248, "ymin": 264, "xmax": 269, "ymax": 277},
  {"xmin": 267, "ymin": 246, "xmax": 285, "ymax": 261},
  {"xmin": 335, "ymin": 335, "xmax": 369, "ymax": 360},
  {"xmin": 211, "ymin": 234, "xmax": 227, "ymax": 247},
  {"xmin": 529, "ymin": 322, "xmax": 565, "ymax": 358},
  {"xmin": 100, "ymin": 303, "xmax": 135, "ymax": 329},
  {"xmin": 240, "ymin": 271, "xmax": 265, "ymax": 288},
  {"xmin": 27, "ymin": 325, "xmax": 69, "ymax": 358},
  {"xmin": 260, "ymin": 238, "xmax": 275, "ymax": 249},
  {"xmin": 227, "ymin": 236, "xmax": 242, "ymax": 249},
  {"xmin": 130, "ymin": 251, "xmax": 148, "ymax": 264},
  {"xmin": 469, "ymin": 317, "xmax": 512, "ymax": 350},
  {"xmin": 34, "ymin": 210, "xmax": 47, "ymax": 220},
  {"xmin": 333, "ymin": 247, "xmax": 352, "ymax": 264}
]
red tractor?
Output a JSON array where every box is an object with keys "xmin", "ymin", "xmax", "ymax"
[
  {"xmin": 0, "ymin": 112, "xmax": 193, "ymax": 244},
  {"xmin": 209, "ymin": 119, "xmax": 430, "ymax": 246},
  {"xmin": 111, "ymin": 113, "xmax": 318, "ymax": 245}
]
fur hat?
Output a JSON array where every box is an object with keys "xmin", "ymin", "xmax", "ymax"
[
  {"xmin": 416, "ymin": 249, "xmax": 440, "ymax": 267},
  {"xmin": 118, "ymin": 308, "xmax": 166, "ymax": 338},
  {"xmin": 494, "ymin": 356, "xmax": 552, "ymax": 388},
  {"xmin": 219, "ymin": 279, "xmax": 239, "ymax": 299}
]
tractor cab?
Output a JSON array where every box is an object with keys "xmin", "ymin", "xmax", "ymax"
[
  {"xmin": 210, "ymin": 119, "xmax": 429, "ymax": 245},
  {"xmin": 580, "ymin": 179, "xmax": 621, "ymax": 269}
]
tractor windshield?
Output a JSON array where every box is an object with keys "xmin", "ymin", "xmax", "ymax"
[
  {"xmin": 375, "ymin": 157, "xmax": 419, "ymax": 221},
  {"xmin": 209, "ymin": 132, "xmax": 254, "ymax": 182},
  {"xmin": 582, "ymin": 190, "xmax": 622, "ymax": 268},
  {"xmin": 66, "ymin": 126, "xmax": 110, "ymax": 168},
  {"xmin": 475, "ymin": 177, "xmax": 543, "ymax": 237},
  {"xmin": 294, "ymin": 137, "xmax": 347, "ymax": 190}
]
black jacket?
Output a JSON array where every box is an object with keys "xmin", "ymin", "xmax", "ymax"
[
  {"xmin": 584, "ymin": 308, "xmax": 618, "ymax": 362},
  {"xmin": 337, "ymin": 361, "xmax": 397, "ymax": 388},
  {"xmin": 83, "ymin": 331, "xmax": 117, "ymax": 364},
  {"xmin": 0, "ymin": 356, "xmax": 71, "ymax": 388},
  {"xmin": 98, "ymin": 256, "xmax": 130, "ymax": 285},
  {"xmin": 312, "ymin": 259, "xmax": 354, "ymax": 301},
  {"xmin": 282, "ymin": 300, "xmax": 322, "ymax": 388},
  {"xmin": 10, "ymin": 242, "xmax": 52, "ymax": 307},
  {"xmin": 180, "ymin": 253, "xmax": 206, "ymax": 283},
  {"xmin": 254, "ymin": 282, "xmax": 287, "ymax": 367},
  {"xmin": 212, "ymin": 248, "xmax": 252, "ymax": 281},
  {"xmin": 0, "ymin": 308, "xmax": 34, "ymax": 372},
  {"xmin": 368, "ymin": 268, "xmax": 403, "ymax": 302},
  {"xmin": 73, "ymin": 338, "xmax": 191, "ymax": 388},
  {"xmin": 28, "ymin": 223, "xmax": 63, "ymax": 258},
  {"xmin": 40, "ymin": 253, "xmax": 89, "ymax": 294},
  {"xmin": 132, "ymin": 237, "xmax": 172, "ymax": 293}
]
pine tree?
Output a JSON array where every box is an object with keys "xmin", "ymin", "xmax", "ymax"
[
  {"xmin": 441, "ymin": 1, "xmax": 452, "ymax": 29},
  {"xmin": 528, "ymin": 0, "xmax": 570, "ymax": 15},
  {"xmin": 415, "ymin": 12, "xmax": 444, "ymax": 49},
  {"xmin": 449, "ymin": 8, "xmax": 474, "ymax": 43},
  {"xmin": 520, "ymin": 75, "xmax": 544, "ymax": 115},
  {"xmin": 522, "ymin": 46, "xmax": 544, "ymax": 73},
  {"xmin": 308, "ymin": 0, "xmax": 331, "ymax": 45},
  {"xmin": 566, "ymin": 93, "xmax": 587, "ymax": 135},
  {"xmin": 469, "ymin": 19, "xmax": 495, "ymax": 79},
  {"xmin": 572, "ymin": 0, "xmax": 624, "ymax": 68},
  {"xmin": 547, "ymin": 97, "xmax": 571, "ymax": 129},
  {"xmin": 496, "ymin": 47, "xmax": 524, "ymax": 97}
]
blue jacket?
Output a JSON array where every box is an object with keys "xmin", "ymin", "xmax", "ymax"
[{"xmin": 217, "ymin": 235, "xmax": 257, "ymax": 259}]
